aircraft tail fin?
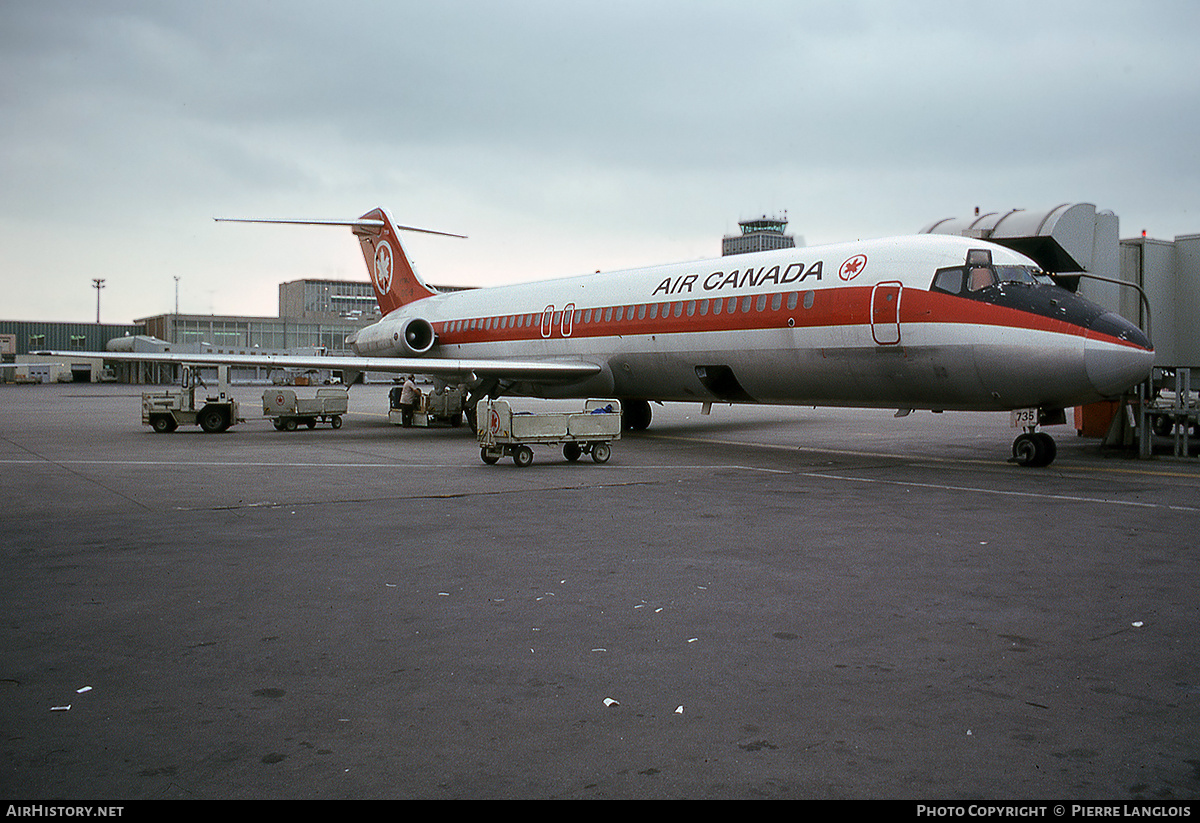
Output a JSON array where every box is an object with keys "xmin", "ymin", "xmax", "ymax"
[
  {"xmin": 352, "ymin": 208, "xmax": 444, "ymax": 314},
  {"xmin": 215, "ymin": 208, "xmax": 464, "ymax": 315}
]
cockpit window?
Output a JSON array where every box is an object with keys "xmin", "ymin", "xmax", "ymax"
[
  {"xmin": 931, "ymin": 268, "xmax": 964, "ymax": 294},
  {"xmin": 967, "ymin": 267, "xmax": 996, "ymax": 291},
  {"xmin": 996, "ymin": 265, "xmax": 1055, "ymax": 286},
  {"xmin": 931, "ymin": 264, "xmax": 1054, "ymax": 296}
]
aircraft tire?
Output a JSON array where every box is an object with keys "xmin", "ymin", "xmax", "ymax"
[
  {"xmin": 1034, "ymin": 432, "xmax": 1057, "ymax": 466},
  {"xmin": 1012, "ymin": 433, "xmax": 1037, "ymax": 466},
  {"xmin": 1012, "ymin": 432, "xmax": 1056, "ymax": 467}
]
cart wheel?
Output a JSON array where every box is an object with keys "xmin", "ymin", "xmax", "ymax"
[
  {"xmin": 331, "ymin": 415, "xmax": 342, "ymax": 429},
  {"xmin": 273, "ymin": 419, "xmax": 285, "ymax": 431},
  {"xmin": 591, "ymin": 442, "xmax": 611, "ymax": 464},
  {"xmin": 283, "ymin": 418, "xmax": 298, "ymax": 432},
  {"xmin": 563, "ymin": 442, "xmax": 582, "ymax": 462},
  {"xmin": 306, "ymin": 418, "xmax": 317, "ymax": 429},
  {"xmin": 513, "ymin": 445, "xmax": 534, "ymax": 467},
  {"xmin": 481, "ymin": 447, "xmax": 501, "ymax": 465}
]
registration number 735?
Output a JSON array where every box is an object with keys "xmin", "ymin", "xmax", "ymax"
[{"xmin": 1010, "ymin": 407, "xmax": 1039, "ymax": 428}]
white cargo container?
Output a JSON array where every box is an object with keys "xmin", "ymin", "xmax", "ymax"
[
  {"xmin": 388, "ymin": 385, "xmax": 466, "ymax": 428},
  {"xmin": 262, "ymin": 387, "xmax": 349, "ymax": 431},
  {"xmin": 477, "ymin": 399, "xmax": 621, "ymax": 467}
]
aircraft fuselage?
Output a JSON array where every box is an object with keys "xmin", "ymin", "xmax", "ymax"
[{"xmin": 352, "ymin": 234, "xmax": 1152, "ymax": 414}]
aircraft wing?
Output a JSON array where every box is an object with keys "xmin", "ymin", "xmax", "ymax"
[{"xmin": 41, "ymin": 350, "xmax": 601, "ymax": 382}]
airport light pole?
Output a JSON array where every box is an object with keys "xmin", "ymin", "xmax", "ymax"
[{"xmin": 92, "ymin": 278, "xmax": 105, "ymax": 324}]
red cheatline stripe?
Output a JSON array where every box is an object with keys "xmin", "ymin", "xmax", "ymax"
[{"xmin": 427, "ymin": 286, "xmax": 1147, "ymax": 351}]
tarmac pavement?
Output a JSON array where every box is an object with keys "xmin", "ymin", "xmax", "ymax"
[{"xmin": 1, "ymin": 382, "xmax": 1198, "ymax": 799}]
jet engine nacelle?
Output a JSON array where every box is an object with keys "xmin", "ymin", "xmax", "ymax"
[
  {"xmin": 351, "ymin": 316, "xmax": 437, "ymax": 356},
  {"xmin": 397, "ymin": 317, "xmax": 436, "ymax": 355}
]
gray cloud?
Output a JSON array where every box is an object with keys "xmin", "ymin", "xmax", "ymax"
[{"xmin": 2, "ymin": 0, "xmax": 1198, "ymax": 321}]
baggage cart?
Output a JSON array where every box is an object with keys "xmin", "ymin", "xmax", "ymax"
[
  {"xmin": 262, "ymin": 386, "xmax": 349, "ymax": 431},
  {"xmin": 477, "ymin": 399, "xmax": 621, "ymax": 467},
  {"xmin": 389, "ymin": 385, "xmax": 466, "ymax": 427}
]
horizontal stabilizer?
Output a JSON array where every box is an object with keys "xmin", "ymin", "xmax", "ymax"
[
  {"xmin": 216, "ymin": 207, "xmax": 463, "ymax": 314},
  {"xmin": 214, "ymin": 217, "xmax": 466, "ymax": 239}
]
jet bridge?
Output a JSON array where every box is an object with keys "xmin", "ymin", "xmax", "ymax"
[{"xmin": 921, "ymin": 202, "xmax": 1117, "ymax": 277}]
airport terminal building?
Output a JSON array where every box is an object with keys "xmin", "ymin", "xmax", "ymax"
[{"xmin": 2, "ymin": 279, "xmax": 374, "ymax": 383}]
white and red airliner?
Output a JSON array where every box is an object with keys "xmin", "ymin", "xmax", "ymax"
[{"xmin": 59, "ymin": 207, "xmax": 1155, "ymax": 466}]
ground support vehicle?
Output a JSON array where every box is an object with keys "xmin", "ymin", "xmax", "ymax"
[
  {"xmin": 477, "ymin": 399, "xmax": 621, "ymax": 467},
  {"xmin": 388, "ymin": 385, "xmax": 465, "ymax": 427},
  {"xmin": 143, "ymin": 365, "xmax": 242, "ymax": 434},
  {"xmin": 262, "ymin": 387, "xmax": 349, "ymax": 431},
  {"xmin": 1144, "ymin": 367, "xmax": 1199, "ymax": 457}
]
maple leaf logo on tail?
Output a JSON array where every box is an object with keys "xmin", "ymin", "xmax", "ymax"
[{"xmin": 373, "ymin": 241, "xmax": 393, "ymax": 294}]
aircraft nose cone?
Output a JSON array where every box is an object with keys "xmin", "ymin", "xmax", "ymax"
[{"xmin": 1085, "ymin": 312, "xmax": 1154, "ymax": 397}]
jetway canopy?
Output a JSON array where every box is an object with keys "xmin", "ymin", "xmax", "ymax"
[{"xmin": 921, "ymin": 203, "xmax": 1116, "ymax": 275}]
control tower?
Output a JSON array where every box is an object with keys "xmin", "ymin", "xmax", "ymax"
[{"xmin": 722, "ymin": 214, "xmax": 798, "ymax": 256}]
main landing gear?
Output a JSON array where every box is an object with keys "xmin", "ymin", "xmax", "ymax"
[{"xmin": 1011, "ymin": 429, "xmax": 1057, "ymax": 467}]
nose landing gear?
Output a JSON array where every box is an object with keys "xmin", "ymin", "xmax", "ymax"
[
  {"xmin": 1008, "ymin": 407, "xmax": 1064, "ymax": 467},
  {"xmin": 1011, "ymin": 429, "xmax": 1057, "ymax": 467}
]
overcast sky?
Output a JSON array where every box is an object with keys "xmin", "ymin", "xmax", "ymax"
[{"xmin": 2, "ymin": 0, "xmax": 1197, "ymax": 323}]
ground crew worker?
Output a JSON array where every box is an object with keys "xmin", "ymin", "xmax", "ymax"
[{"xmin": 398, "ymin": 375, "xmax": 422, "ymax": 427}]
